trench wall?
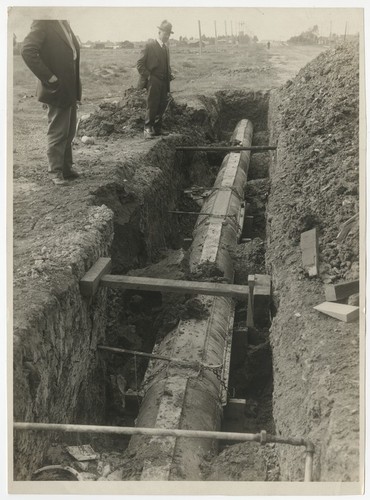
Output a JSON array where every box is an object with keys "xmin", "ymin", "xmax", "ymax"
[
  {"xmin": 266, "ymin": 90, "xmax": 359, "ymax": 482},
  {"xmin": 13, "ymin": 208, "xmax": 113, "ymax": 479}
]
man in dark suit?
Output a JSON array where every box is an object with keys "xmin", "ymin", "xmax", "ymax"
[
  {"xmin": 137, "ymin": 20, "xmax": 174, "ymax": 139},
  {"xmin": 21, "ymin": 20, "xmax": 82, "ymax": 185}
]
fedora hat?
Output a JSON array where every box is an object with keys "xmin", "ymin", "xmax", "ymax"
[{"xmin": 158, "ymin": 20, "xmax": 174, "ymax": 34}]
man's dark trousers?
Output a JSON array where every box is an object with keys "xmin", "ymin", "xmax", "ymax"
[
  {"xmin": 145, "ymin": 75, "xmax": 168, "ymax": 131},
  {"xmin": 47, "ymin": 103, "xmax": 77, "ymax": 176}
]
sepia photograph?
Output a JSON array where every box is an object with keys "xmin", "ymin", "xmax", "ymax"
[{"xmin": 7, "ymin": 1, "xmax": 366, "ymax": 496}]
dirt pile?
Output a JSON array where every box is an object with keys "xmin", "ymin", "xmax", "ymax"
[
  {"xmin": 267, "ymin": 41, "xmax": 360, "ymax": 481},
  {"xmin": 270, "ymin": 41, "xmax": 359, "ymax": 283},
  {"xmin": 79, "ymin": 88, "xmax": 146, "ymax": 137},
  {"xmin": 79, "ymin": 87, "xmax": 217, "ymax": 140}
]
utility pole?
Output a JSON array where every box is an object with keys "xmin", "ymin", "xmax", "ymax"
[
  {"xmin": 214, "ymin": 20, "xmax": 218, "ymax": 51},
  {"xmin": 198, "ymin": 20, "xmax": 202, "ymax": 55},
  {"xmin": 224, "ymin": 20, "xmax": 227, "ymax": 37},
  {"xmin": 344, "ymin": 21, "xmax": 347, "ymax": 40}
]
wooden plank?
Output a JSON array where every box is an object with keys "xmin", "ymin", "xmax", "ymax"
[
  {"xmin": 254, "ymin": 274, "xmax": 272, "ymax": 327},
  {"xmin": 80, "ymin": 257, "xmax": 112, "ymax": 297},
  {"xmin": 100, "ymin": 275, "xmax": 256, "ymax": 299},
  {"xmin": 246, "ymin": 275, "xmax": 255, "ymax": 327},
  {"xmin": 325, "ymin": 280, "xmax": 359, "ymax": 301},
  {"xmin": 300, "ymin": 228, "xmax": 319, "ymax": 277},
  {"xmin": 313, "ymin": 301, "xmax": 359, "ymax": 323},
  {"xmin": 254, "ymin": 274, "xmax": 271, "ymax": 297}
]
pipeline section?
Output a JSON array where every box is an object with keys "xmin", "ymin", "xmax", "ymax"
[{"xmin": 124, "ymin": 120, "xmax": 254, "ymax": 481}]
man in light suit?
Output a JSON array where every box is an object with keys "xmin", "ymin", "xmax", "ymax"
[
  {"xmin": 137, "ymin": 20, "xmax": 174, "ymax": 139},
  {"xmin": 21, "ymin": 20, "xmax": 82, "ymax": 185}
]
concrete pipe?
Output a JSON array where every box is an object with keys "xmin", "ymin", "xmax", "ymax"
[{"xmin": 126, "ymin": 120, "xmax": 254, "ymax": 480}]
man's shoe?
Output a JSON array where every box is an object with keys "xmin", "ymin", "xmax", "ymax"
[
  {"xmin": 154, "ymin": 129, "xmax": 170, "ymax": 136},
  {"xmin": 64, "ymin": 168, "xmax": 80, "ymax": 179},
  {"xmin": 144, "ymin": 127, "xmax": 156, "ymax": 139},
  {"xmin": 51, "ymin": 176, "xmax": 69, "ymax": 186}
]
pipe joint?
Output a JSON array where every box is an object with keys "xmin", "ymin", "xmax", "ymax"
[
  {"xmin": 305, "ymin": 440, "xmax": 315, "ymax": 453},
  {"xmin": 260, "ymin": 429, "xmax": 267, "ymax": 445}
]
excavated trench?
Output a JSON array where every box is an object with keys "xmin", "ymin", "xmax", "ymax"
[
  {"xmin": 91, "ymin": 97, "xmax": 277, "ymax": 481},
  {"xmin": 19, "ymin": 90, "xmax": 279, "ymax": 483},
  {"xmin": 15, "ymin": 87, "xmax": 321, "ymax": 487}
]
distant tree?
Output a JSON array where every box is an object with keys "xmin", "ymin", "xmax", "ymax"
[
  {"xmin": 253, "ymin": 35, "xmax": 258, "ymax": 42},
  {"xmin": 238, "ymin": 33, "xmax": 250, "ymax": 44},
  {"xmin": 288, "ymin": 25, "xmax": 319, "ymax": 45},
  {"xmin": 119, "ymin": 40, "xmax": 134, "ymax": 49}
]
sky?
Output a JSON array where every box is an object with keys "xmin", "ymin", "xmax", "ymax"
[{"xmin": 8, "ymin": 6, "xmax": 364, "ymax": 43}]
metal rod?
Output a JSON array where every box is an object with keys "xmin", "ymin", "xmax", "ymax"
[
  {"xmin": 266, "ymin": 434, "xmax": 306, "ymax": 447},
  {"xmin": 13, "ymin": 422, "xmax": 315, "ymax": 475},
  {"xmin": 246, "ymin": 275, "xmax": 255, "ymax": 328},
  {"xmin": 304, "ymin": 450, "xmax": 314, "ymax": 482},
  {"xmin": 13, "ymin": 423, "xmax": 309, "ymax": 450},
  {"xmin": 14, "ymin": 423, "xmax": 313, "ymax": 480},
  {"xmin": 176, "ymin": 146, "xmax": 276, "ymax": 152},
  {"xmin": 98, "ymin": 344, "xmax": 175, "ymax": 362},
  {"xmin": 14, "ymin": 422, "xmax": 262, "ymax": 441},
  {"xmin": 97, "ymin": 345, "xmax": 222, "ymax": 370},
  {"xmin": 304, "ymin": 441, "xmax": 315, "ymax": 482}
]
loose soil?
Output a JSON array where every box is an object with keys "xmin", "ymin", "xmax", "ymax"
[{"xmin": 266, "ymin": 41, "xmax": 360, "ymax": 481}]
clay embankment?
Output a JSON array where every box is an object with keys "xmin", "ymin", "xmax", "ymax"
[{"xmin": 266, "ymin": 42, "xmax": 360, "ymax": 481}]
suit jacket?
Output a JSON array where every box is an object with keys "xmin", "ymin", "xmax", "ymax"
[
  {"xmin": 21, "ymin": 20, "xmax": 82, "ymax": 108},
  {"xmin": 136, "ymin": 39, "xmax": 173, "ymax": 91}
]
